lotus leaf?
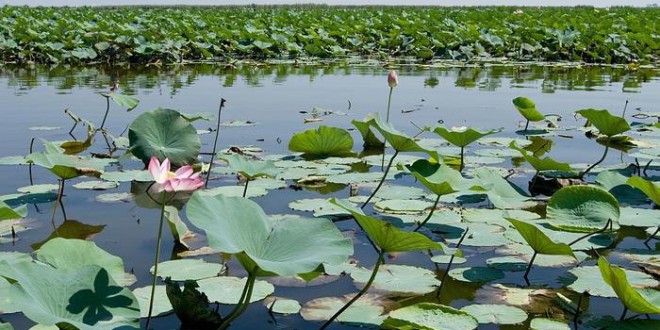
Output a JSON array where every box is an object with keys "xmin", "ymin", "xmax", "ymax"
[
  {"xmin": 106, "ymin": 93, "xmax": 139, "ymax": 111},
  {"xmin": 128, "ymin": 108, "xmax": 201, "ymax": 166},
  {"xmin": 433, "ymin": 126, "xmax": 500, "ymax": 148},
  {"xmin": 26, "ymin": 152, "xmax": 113, "ymax": 179},
  {"xmin": 513, "ymin": 97, "xmax": 545, "ymax": 122},
  {"xmin": 350, "ymin": 264, "xmax": 440, "ymax": 294},
  {"xmin": 448, "ymin": 267, "xmax": 505, "ymax": 283},
  {"xmin": 383, "ymin": 303, "xmax": 478, "ymax": 330},
  {"xmin": 546, "ymin": 185, "xmax": 620, "ymax": 232},
  {"xmin": 627, "ymin": 176, "xmax": 659, "ymax": 205},
  {"xmin": 263, "ymin": 297, "xmax": 301, "ymax": 314},
  {"xmin": 510, "ymin": 142, "xmax": 572, "ymax": 174},
  {"xmin": 288, "ymin": 126, "xmax": 353, "ymax": 157},
  {"xmin": 220, "ymin": 153, "xmax": 278, "ymax": 180},
  {"xmin": 186, "ymin": 193, "xmax": 352, "ymax": 276},
  {"xmin": 301, "ymin": 294, "xmax": 389, "ymax": 326},
  {"xmin": 506, "ymin": 219, "xmax": 576, "ymax": 258},
  {"xmin": 132, "ymin": 286, "xmax": 171, "ymax": 318},
  {"xmin": 576, "ymin": 109, "xmax": 630, "ymax": 137},
  {"xmin": 598, "ymin": 257, "xmax": 660, "ymax": 314},
  {"xmin": 197, "ymin": 276, "xmax": 274, "ymax": 304},
  {"xmin": 365, "ymin": 113, "xmax": 435, "ymax": 156},
  {"xmin": 530, "ymin": 318, "xmax": 570, "ymax": 330},
  {"xmin": 460, "ymin": 304, "xmax": 528, "ymax": 325},
  {"xmin": 149, "ymin": 259, "xmax": 224, "ymax": 281},
  {"xmin": 567, "ymin": 265, "xmax": 658, "ymax": 298},
  {"xmin": 0, "ymin": 200, "xmax": 27, "ymax": 220}
]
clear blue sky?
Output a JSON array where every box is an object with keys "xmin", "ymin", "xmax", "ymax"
[{"xmin": 4, "ymin": 0, "xmax": 657, "ymax": 7}]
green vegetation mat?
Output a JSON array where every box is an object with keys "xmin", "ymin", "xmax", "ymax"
[{"xmin": 0, "ymin": 6, "xmax": 657, "ymax": 64}]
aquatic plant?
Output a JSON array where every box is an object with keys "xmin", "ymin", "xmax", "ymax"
[
  {"xmin": 433, "ymin": 126, "xmax": 500, "ymax": 172},
  {"xmin": 575, "ymin": 109, "xmax": 631, "ymax": 179}
]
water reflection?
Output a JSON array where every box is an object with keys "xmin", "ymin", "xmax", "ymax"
[{"xmin": 2, "ymin": 63, "xmax": 656, "ymax": 96}]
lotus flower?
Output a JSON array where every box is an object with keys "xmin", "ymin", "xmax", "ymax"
[
  {"xmin": 387, "ymin": 70, "xmax": 398, "ymax": 88},
  {"xmin": 148, "ymin": 156, "xmax": 203, "ymax": 192}
]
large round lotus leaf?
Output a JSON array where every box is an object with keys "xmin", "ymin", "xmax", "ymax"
[
  {"xmin": 301, "ymin": 293, "xmax": 390, "ymax": 326},
  {"xmin": 530, "ymin": 318, "xmax": 570, "ymax": 330},
  {"xmin": 383, "ymin": 303, "xmax": 478, "ymax": 330},
  {"xmin": 351, "ymin": 264, "xmax": 440, "ymax": 294},
  {"xmin": 35, "ymin": 238, "xmax": 136, "ymax": 286},
  {"xmin": 0, "ymin": 261, "xmax": 139, "ymax": 330},
  {"xmin": 546, "ymin": 186, "xmax": 620, "ymax": 232},
  {"xmin": 460, "ymin": 304, "xmax": 527, "ymax": 325},
  {"xmin": 149, "ymin": 259, "xmax": 225, "ymax": 281},
  {"xmin": 197, "ymin": 276, "xmax": 274, "ymax": 304},
  {"xmin": 187, "ymin": 193, "xmax": 353, "ymax": 276},
  {"xmin": 513, "ymin": 97, "xmax": 545, "ymax": 122},
  {"xmin": 132, "ymin": 285, "xmax": 172, "ymax": 318},
  {"xmin": 576, "ymin": 109, "xmax": 630, "ymax": 137},
  {"xmin": 128, "ymin": 108, "xmax": 201, "ymax": 166},
  {"xmin": 448, "ymin": 267, "xmax": 505, "ymax": 283},
  {"xmin": 567, "ymin": 265, "xmax": 658, "ymax": 298},
  {"xmin": 263, "ymin": 297, "xmax": 301, "ymax": 314},
  {"xmin": 288, "ymin": 126, "xmax": 353, "ymax": 157}
]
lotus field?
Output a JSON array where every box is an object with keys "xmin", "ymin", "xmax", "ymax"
[
  {"xmin": 0, "ymin": 5, "xmax": 659, "ymax": 330},
  {"xmin": 0, "ymin": 6, "xmax": 658, "ymax": 64}
]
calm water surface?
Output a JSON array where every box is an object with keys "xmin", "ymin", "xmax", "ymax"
[{"xmin": 0, "ymin": 63, "xmax": 658, "ymax": 329}]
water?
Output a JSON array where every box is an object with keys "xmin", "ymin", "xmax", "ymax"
[{"xmin": 0, "ymin": 63, "xmax": 658, "ymax": 329}]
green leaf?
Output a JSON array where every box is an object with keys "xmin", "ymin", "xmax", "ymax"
[
  {"xmin": 128, "ymin": 108, "xmax": 201, "ymax": 166},
  {"xmin": 350, "ymin": 264, "xmax": 440, "ymax": 294},
  {"xmin": 26, "ymin": 152, "xmax": 113, "ymax": 179},
  {"xmin": 0, "ymin": 261, "xmax": 139, "ymax": 330},
  {"xmin": 330, "ymin": 198, "xmax": 441, "ymax": 252},
  {"xmin": 263, "ymin": 297, "xmax": 301, "ymax": 314},
  {"xmin": 576, "ymin": 109, "xmax": 630, "ymax": 137},
  {"xmin": 132, "ymin": 285, "xmax": 172, "ymax": 318},
  {"xmin": 460, "ymin": 304, "xmax": 528, "ymax": 325},
  {"xmin": 220, "ymin": 153, "xmax": 278, "ymax": 180},
  {"xmin": 567, "ymin": 265, "xmax": 657, "ymax": 298},
  {"xmin": 165, "ymin": 279, "xmax": 221, "ymax": 328},
  {"xmin": 301, "ymin": 294, "xmax": 389, "ymax": 327},
  {"xmin": 513, "ymin": 97, "xmax": 545, "ymax": 122},
  {"xmin": 351, "ymin": 116, "xmax": 384, "ymax": 149},
  {"xmin": 149, "ymin": 259, "xmax": 224, "ymax": 281},
  {"xmin": 406, "ymin": 159, "xmax": 477, "ymax": 196},
  {"xmin": 473, "ymin": 168, "xmax": 534, "ymax": 209},
  {"xmin": 186, "ymin": 192, "xmax": 352, "ymax": 276},
  {"xmin": 197, "ymin": 276, "xmax": 274, "ymax": 304},
  {"xmin": 546, "ymin": 186, "xmax": 620, "ymax": 232},
  {"xmin": 598, "ymin": 257, "xmax": 660, "ymax": 314},
  {"xmin": 35, "ymin": 238, "xmax": 136, "ymax": 286},
  {"xmin": 506, "ymin": 218, "xmax": 576, "ymax": 258},
  {"xmin": 627, "ymin": 176, "xmax": 659, "ymax": 205},
  {"xmin": 106, "ymin": 93, "xmax": 139, "ymax": 111},
  {"xmin": 433, "ymin": 126, "xmax": 500, "ymax": 148},
  {"xmin": 366, "ymin": 113, "xmax": 435, "ymax": 155},
  {"xmin": 383, "ymin": 303, "xmax": 478, "ymax": 330},
  {"xmin": 509, "ymin": 141, "xmax": 572, "ymax": 173},
  {"xmin": 288, "ymin": 126, "xmax": 353, "ymax": 157},
  {"xmin": 0, "ymin": 200, "xmax": 27, "ymax": 220}
]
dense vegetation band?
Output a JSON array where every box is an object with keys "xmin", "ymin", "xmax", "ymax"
[{"xmin": 0, "ymin": 6, "xmax": 658, "ymax": 65}]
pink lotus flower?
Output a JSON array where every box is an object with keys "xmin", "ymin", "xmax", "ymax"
[
  {"xmin": 387, "ymin": 70, "xmax": 398, "ymax": 88},
  {"xmin": 148, "ymin": 156, "xmax": 204, "ymax": 192}
]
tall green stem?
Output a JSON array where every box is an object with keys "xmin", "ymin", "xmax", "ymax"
[
  {"xmin": 579, "ymin": 142, "xmax": 609, "ymax": 179},
  {"xmin": 385, "ymin": 87, "xmax": 393, "ymax": 123},
  {"xmin": 146, "ymin": 193, "xmax": 167, "ymax": 328},
  {"xmin": 242, "ymin": 180, "xmax": 249, "ymax": 198},
  {"xmin": 99, "ymin": 96, "xmax": 110, "ymax": 130},
  {"xmin": 459, "ymin": 146, "xmax": 465, "ymax": 172},
  {"xmin": 523, "ymin": 251, "xmax": 538, "ymax": 283},
  {"xmin": 361, "ymin": 151, "xmax": 399, "ymax": 209},
  {"xmin": 319, "ymin": 252, "xmax": 385, "ymax": 330},
  {"xmin": 218, "ymin": 270, "xmax": 257, "ymax": 330},
  {"xmin": 205, "ymin": 98, "xmax": 227, "ymax": 189},
  {"xmin": 414, "ymin": 194, "xmax": 441, "ymax": 232},
  {"xmin": 568, "ymin": 219, "xmax": 612, "ymax": 246}
]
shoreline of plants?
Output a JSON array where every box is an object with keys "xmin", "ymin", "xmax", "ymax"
[{"xmin": 0, "ymin": 6, "xmax": 657, "ymax": 65}]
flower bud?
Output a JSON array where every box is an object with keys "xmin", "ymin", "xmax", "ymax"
[{"xmin": 387, "ymin": 70, "xmax": 398, "ymax": 88}]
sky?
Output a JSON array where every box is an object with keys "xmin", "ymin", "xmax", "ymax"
[{"xmin": 3, "ymin": 0, "xmax": 657, "ymax": 7}]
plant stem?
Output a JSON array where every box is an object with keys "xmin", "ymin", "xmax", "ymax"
[
  {"xmin": 99, "ymin": 95, "xmax": 110, "ymax": 130},
  {"xmin": 385, "ymin": 87, "xmax": 393, "ymax": 123},
  {"xmin": 524, "ymin": 119, "xmax": 530, "ymax": 131},
  {"xmin": 218, "ymin": 270, "xmax": 257, "ymax": 330},
  {"xmin": 28, "ymin": 137, "xmax": 35, "ymax": 185},
  {"xmin": 205, "ymin": 98, "xmax": 227, "ymax": 189},
  {"xmin": 620, "ymin": 306, "xmax": 628, "ymax": 321},
  {"xmin": 568, "ymin": 219, "xmax": 612, "ymax": 246},
  {"xmin": 146, "ymin": 193, "xmax": 168, "ymax": 329},
  {"xmin": 645, "ymin": 226, "xmax": 659, "ymax": 245},
  {"xmin": 579, "ymin": 143, "xmax": 609, "ymax": 179},
  {"xmin": 319, "ymin": 252, "xmax": 384, "ymax": 330},
  {"xmin": 242, "ymin": 180, "xmax": 249, "ymax": 198},
  {"xmin": 414, "ymin": 194, "xmax": 441, "ymax": 232},
  {"xmin": 437, "ymin": 227, "xmax": 469, "ymax": 298},
  {"xmin": 57, "ymin": 179, "xmax": 67, "ymax": 220},
  {"xmin": 459, "ymin": 146, "xmax": 465, "ymax": 172},
  {"xmin": 523, "ymin": 251, "xmax": 538, "ymax": 282},
  {"xmin": 573, "ymin": 291, "xmax": 585, "ymax": 328},
  {"xmin": 361, "ymin": 151, "xmax": 399, "ymax": 209}
]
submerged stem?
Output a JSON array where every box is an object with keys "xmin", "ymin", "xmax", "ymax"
[
  {"xmin": 437, "ymin": 227, "xmax": 469, "ymax": 298},
  {"xmin": 361, "ymin": 151, "xmax": 399, "ymax": 209},
  {"xmin": 205, "ymin": 98, "xmax": 227, "ymax": 189},
  {"xmin": 146, "ymin": 193, "xmax": 168, "ymax": 328},
  {"xmin": 319, "ymin": 252, "xmax": 385, "ymax": 330},
  {"xmin": 57, "ymin": 179, "xmax": 67, "ymax": 220},
  {"xmin": 579, "ymin": 143, "xmax": 609, "ymax": 179},
  {"xmin": 414, "ymin": 194, "xmax": 441, "ymax": 232}
]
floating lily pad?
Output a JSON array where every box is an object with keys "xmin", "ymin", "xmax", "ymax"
[
  {"xmin": 150, "ymin": 259, "xmax": 225, "ymax": 281},
  {"xmin": 463, "ymin": 209, "xmax": 540, "ymax": 226},
  {"xmin": 530, "ymin": 318, "xmax": 570, "ymax": 330},
  {"xmin": 28, "ymin": 126, "xmax": 61, "ymax": 131},
  {"xmin": 203, "ymin": 186, "xmax": 268, "ymax": 198},
  {"xmin": 0, "ymin": 156, "xmax": 27, "ymax": 165},
  {"xmin": 486, "ymin": 256, "xmax": 528, "ymax": 272},
  {"xmin": 100, "ymin": 170, "xmax": 152, "ymax": 182},
  {"xmin": 96, "ymin": 192, "xmax": 133, "ymax": 203},
  {"xmin": 301, "ymin": 294, "xmax": 390, "ymax": 326},
  {"xmin": 351, "ymin": 264, "xmax": 440, "ymax": 295},
  {"xmin": 431, "ymin": 254, "xmax": 467, "ymax": 264},
  {"xmin": 36, "ymin": 238, "xmax": 136, "ymax": 286},
  {"xmin": 26, "ymin": 152, "xmax": 112, "ymax": 179},
  {"xmin": 460, "ymin": 304, "xmax": 528, "ymax": 325},
  {"xmin": 374, "ymin": 185, "xmax": 427, "ymax": 200},
  {"xmin": 288, "ymin": 126, "xmax": 353, "ymax": 157},
  {"xmin": 220, "ymin": 153, "xmax": 278, "ymax": 180},
  {"xmin": 618, "ymin": 207, "xmax": 659, "ymax": 227},
  {"xmin": 16, "ymin": 184, "xmax": 59, "ymax": 194},
  {"xmin": 383, "ymin": 303, "xmax": 478, "ymax": 330},
  {"xmin": 448, "ymin": 267, "xmax": 505, "ymax": 283},
  {"xmin": 197, "ymin": 277, "xmax": 274, "ymax": 304},
  {"xmin": 446, "ymin": 223, "xmax": 510, "ymax": 247},
  {"xmin": 72, "ymin": 181, "xmax": 119, "ymax": 190},
  {"xmin": 567, "ymin": 265, "xmax": 658, "ymax": 298},
  {"xmin": 374, "ymin": 199, "xmax": 432, "ymax": 214},
  {"xmin": 263, "ymin": 297, "xmax": 301, "ymax": 314},
  {"xmin": 133, "ymin": 285, "xmax": 172, "ymax": 318}
]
